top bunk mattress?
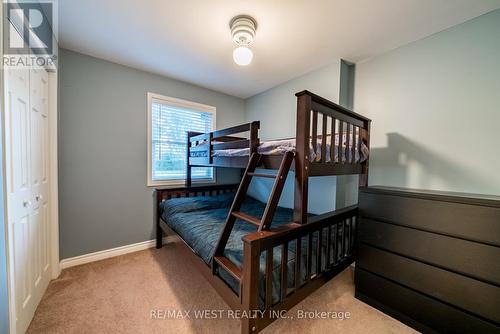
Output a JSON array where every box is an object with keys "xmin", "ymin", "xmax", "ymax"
[{"xmin": 193, "ymin": 135, "xmax": 369, "ymax": 163}]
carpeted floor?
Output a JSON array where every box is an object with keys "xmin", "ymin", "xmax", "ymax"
[{"xmin": 27, "ymin": 240, "xmax": 418, "ymax": 334}]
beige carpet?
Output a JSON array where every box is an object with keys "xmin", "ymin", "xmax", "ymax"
[{"xmin": 27, "ymin": 241, "xmax": 417, "ymax": 334}]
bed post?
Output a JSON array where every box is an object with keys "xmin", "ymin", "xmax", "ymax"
[
  {"xmin": 186, "ymin": 131, "xmax": 193, "ymax": 187},
  {"xmin": 241, "ymin": 238, "xmax": 261, "ymax": 334},
  {"xmin": 359, "ymin": 120, "xmax": 371, "ymax": 187},
  {"xmin": 154, "ymin": 189, "xmax": 163, "ymax": 249},
  {"xmin": 249, "ymin": 121, "xmax": 260, "ymax": 155},
  {"xmin": 293, "ymin": 92, "xmax": 311, "ymax": 224}
]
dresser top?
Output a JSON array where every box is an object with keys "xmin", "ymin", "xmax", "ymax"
[{"xmin": 361, "ymin": 186, "xmax": 500, "ymax": 208}]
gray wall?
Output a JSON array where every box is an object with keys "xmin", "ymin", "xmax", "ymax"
[
  {"xmin": 336, "ymin": 60, "xmax": 358, "ymax": 208},
  {"xmin": 59, "ymin": 8, "xmax": 500, "ymax": 260},
  {"xmin": 339, "ymin": 60, "xmax": 355, "ymax": 110},
  {"xmin": 244, "ymin": 61, "xmax": 342, "ymax": 214},
  {"xmin": 354, "ymin": 9, "xmax": 500, "ymax": 195},
  {"xmin": 59, "ymin": 49, "xmax": 246, "ymax": 259}
]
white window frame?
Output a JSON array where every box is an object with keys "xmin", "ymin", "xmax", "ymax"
[{"xmin": 147, "ymin": 92, "xmax": 216, "ymax": 187}]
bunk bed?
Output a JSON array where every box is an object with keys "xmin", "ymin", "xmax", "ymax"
[{"xmin": 154, "ymin": 90, "xmax": 371, "ymax": 334}]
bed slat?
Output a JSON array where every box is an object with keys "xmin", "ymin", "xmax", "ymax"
[
  {"xmin": 341, "ymin": 221, "xmax": 346, "ymax": 259},
  {"xmin": 351, "ymin": 127, "xmax": 357, "ymax": 164},
  {"xmin": 215, "ymin": 135, "xmax": 246, "ymax": 142},
  {"xmin": 295, "ymin": 237, "xmax": 302, "ymax": 290},
  {"xmin": 326, "ymin": 225, "xmax": 332, "ymax": 268},
  {"xmin": 307, "ymin": 233, "xmax": 313, "ymax": 281},
  {"xmin": 311, "ymin": 111, "xmax": 318, "ymax": 157},
  {"xmin": 333, "ymin": 224, "xmax": 338, "ymax": 264},
  {"xmin": 280, "ymin": 243, "xmax": 288, "ymax": 301},
  {"xmin": 348, "ymin": 218, "xmax": 353, "ymax": 255},
  {"xmin": 344, "ymin": 219, "xmax": 349, "ymax": 256},
  {"xmin": 316, "ymin": 229, "xmax": 322, "ymax": 274},
  {"xmin": 338, "ymin": 120, "xmax": 343, "ymax": 163},
  {"xmin": 348, "ymin": 219, "xmax": 352, "ymax": 256},
  {"xmin": 213, "ymin": 139, "xmax": 250, "ymax": 150},
  {"xmin": 265, "ymin": 247, "xmax": 274, "ymax": 309},
  {"xmin": 330, "ymin": 117, "xmax": 336, "ymax": 163},
  {"xmin": 351, "ymin": 216, "xmax": 357, "ymax": 253},
  {"xmin": 321, "ymin": 114, "xmax": 327, "ymax": 162},
  {"xmin": 212, "ymin": 123, "xmax": 253, "ymax": 139},
  {"xmin": 346, "ymin": 123, "xmax": 351, "ymax": 165}
]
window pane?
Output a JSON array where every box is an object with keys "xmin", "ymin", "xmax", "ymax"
[{"xmin": 151, "ymin": 101, "xmax": 213, "ymax": 181}]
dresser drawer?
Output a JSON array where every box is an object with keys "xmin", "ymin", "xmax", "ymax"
[
  {"xmin": 357, "ymin": 244, "xmax": 500, "ymax": 324},
  {"xmin": 355, "ymin": 268, "xmax": 500, "ymax": 334},
  {"xmin": 359, "ymin": 191, "xmax": 500, "ymax": 246},
  {"xmin": 356, "ymin": 187, "xmax": 500, "ymax": 333},
  {"xmin": 359, "ymin": 218, "xmax": 500, "ymax": 285}
]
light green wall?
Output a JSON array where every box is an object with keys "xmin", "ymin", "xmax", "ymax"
[
  {"xmin": 354, "ymin": 9, "xmax": 500, "ymax": 195},
  {"xmin": 244, "ymin": 61, "xmax": 342, "ymax": 213},
  {"xmin": 59, "ymin": 49, "xmax": 245, "ymax": 259}
]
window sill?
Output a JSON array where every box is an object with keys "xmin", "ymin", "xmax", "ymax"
[{"xmin": 147, "ymin": 178, "xmax": 216, "ymax": 188}]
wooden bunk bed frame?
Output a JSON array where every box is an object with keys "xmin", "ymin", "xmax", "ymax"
[{"xmin": 154, "ymin": 90, "xmax": 371, "ymax": 334}]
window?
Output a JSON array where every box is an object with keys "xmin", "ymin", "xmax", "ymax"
[{"xmin": 147, "ymin": 93, "xmax": 215, "ymax": 186}]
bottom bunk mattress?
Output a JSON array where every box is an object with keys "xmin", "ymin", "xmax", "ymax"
[{"xmin": 159, "ymin": 192, "xmax": 349, "ymax": 307}]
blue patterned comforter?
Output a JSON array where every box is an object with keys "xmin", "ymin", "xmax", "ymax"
[{"xmin": 160, "ymin": 192, "xmax": 341, "ymax": 306}]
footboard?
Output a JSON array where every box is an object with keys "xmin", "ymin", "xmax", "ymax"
[{"xmin": 240, "ymin": 205, "xmax": 359, "ymax": 333}]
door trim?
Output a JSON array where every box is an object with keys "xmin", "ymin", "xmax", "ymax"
[
  {"xmin": 48, "ymin": 71, "xmax": 60, "ymax": 279},
  {"xmin": 0, "ymin": 5, "xmax": 15, "ymax": 334}
]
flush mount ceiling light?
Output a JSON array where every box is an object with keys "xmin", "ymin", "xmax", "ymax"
[{"xmin": 230, "ymin": 15, "xmax": 257, "ymax": 66}]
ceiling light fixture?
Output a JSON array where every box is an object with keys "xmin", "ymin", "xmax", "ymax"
[{"xmin": 230, "ymin": 15, "xmax": 257, "ymax": 66}]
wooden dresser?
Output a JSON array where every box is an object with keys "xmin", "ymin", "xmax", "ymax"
[{"xmin": 355, "ymin": 187, "xmax": 500, "ymax": 333}]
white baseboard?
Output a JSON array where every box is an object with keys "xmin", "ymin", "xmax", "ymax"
[{"xmin": 60, "ymin": 236, "xmax": 178, "ymax": 270}]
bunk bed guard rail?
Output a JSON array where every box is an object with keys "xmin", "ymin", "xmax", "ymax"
[
  {"xmin": 187, "ymin": 122, "xmax": 260, "ymax": 166},
  {"xmin": 293, "ymin": 90, "xmax": 371, "ymax": 223}
]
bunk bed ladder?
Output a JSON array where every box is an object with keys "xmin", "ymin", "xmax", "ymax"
[{"xmin": 212, "ymin": 151, "xmax": 294, "ymax": 283}]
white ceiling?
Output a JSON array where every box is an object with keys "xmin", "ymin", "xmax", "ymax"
[{"xmin": 59, "ymin": 0, "xmax": 500, "ymax": 98}]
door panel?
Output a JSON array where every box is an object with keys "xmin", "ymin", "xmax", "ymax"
[
  {"xmin": 29, "ymin": 67, "xmax": 51, "ymax": 316},
  {"xmin": 42, "ymin": 114, "xmax": 48, "ymax": 184},
  {"xmin": 5, "ymin": 66, "xmax": 51, "ymax": 334},
  {"xmin": 8, "ymin": 69, "xmax": 30, "ymax": 197},
  {"xmin": 43, "ymin": 203, "xmax": 50, "ymax": 273},
  {"xmin": 32, "ymin": 208, "xmax": 41, "ymax": 288},
  {"xmin": 13, "ymin": 215, "xmax": 31, "ymax": 313},
  {"xmin": 5, "ymin": 68, "xmax": 36, "ymax": 333}
]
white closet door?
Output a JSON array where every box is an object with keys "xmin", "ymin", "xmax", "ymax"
[
  {"xmin": 29, "ymin": 68, "xmax": 51, "ymax": 311},
  {"xmin": 5, "ymin": 66, "xmax": 51, "ymax": 334}
]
